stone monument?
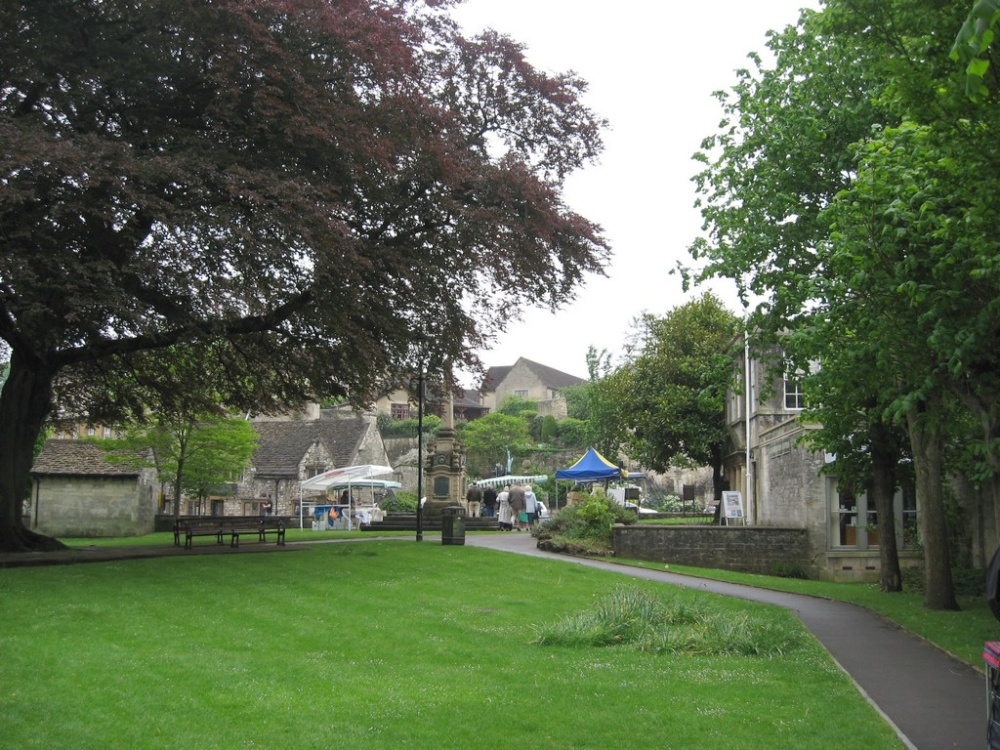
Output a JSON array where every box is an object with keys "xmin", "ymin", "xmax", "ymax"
[{"xmin": 422, "ymin": 382, "xmax": 467, "ymax": 519}]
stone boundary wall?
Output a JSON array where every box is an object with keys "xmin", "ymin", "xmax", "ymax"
[{"xmin": 613, "ymin": 524, "xmax": 812, "ymax": 576}]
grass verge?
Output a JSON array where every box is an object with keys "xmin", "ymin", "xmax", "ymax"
[{"xmin": 615, "ymin": 558, "xmax": 998, "ymax": 669}]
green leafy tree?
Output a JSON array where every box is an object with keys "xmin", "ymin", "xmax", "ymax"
[
  {"xmin": 0, "ymin": 0, "xmax": 609, "ymax": 551},
  {"xmin": 560, "ymin": 383, "xmax": 591, "ymax": 421},
  {"xmin": 689, "ymin": 0, "xmax": 987, "ymax": 607},
  {"xmin": 107, "ymin": 413, "xmax": 258, "ymax": 517},
  {"xmin": 952, "ymin": 0, "xmax": 1000, "ymax": 99},
  {"xmin": 581, "ymin": 346, "xmax": 626, "ymax": 458},
  {"xmin": 613, "ymin": 293, "xmax": 739, "ymax": 501},
  {"xmin": 457, "ymin": 412, "xmax": 531, "ymax": 478},
  {"xmin": 178, "ymin": 417, "xmax": 259, "ymax": 511}
]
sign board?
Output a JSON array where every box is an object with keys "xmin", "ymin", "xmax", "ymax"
[{"xmin": 722, "ymin": 491, "xmax": 744, "ymax": 523}]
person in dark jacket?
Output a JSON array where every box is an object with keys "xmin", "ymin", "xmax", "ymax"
[{"xmin": 507, "ymin": 485, "xmax": 526, "ymax": 530}]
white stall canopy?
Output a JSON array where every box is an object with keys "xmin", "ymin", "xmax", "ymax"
[
  {"xmin": 298, "ymin": 464, "xmax": 397, "ymax": 530},
  {"xmin": 472, "ymin": 474, "xmax": 548, "ymax": 489},
  {"xmin": 300, "ymin": 464, "xmax": 396, "ymax": 492}
]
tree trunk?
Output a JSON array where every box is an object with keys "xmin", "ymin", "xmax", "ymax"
[
  {"xmin": 869, "ymin": 421, "xmax": 901, "ymax": 592},
  {"xmin": 906, "ymin": 404, "xmax": 958, "ymax": 610},
  {"xmin": 0, "ymin": 352, "xmax": 66, "ymax": 552}
]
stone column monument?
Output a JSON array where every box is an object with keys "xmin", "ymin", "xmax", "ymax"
[{"xmin": 422, "ymin": 381, "xmax": 467, "ymax": 519}]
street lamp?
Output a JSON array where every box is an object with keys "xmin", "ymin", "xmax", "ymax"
[{"xmin": 416, "ymin": 370, "xmax": 424, "ymax": 542}]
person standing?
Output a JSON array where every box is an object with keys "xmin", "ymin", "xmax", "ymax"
[
  {"xmin": 507, "ymin": 484, "xmax": 526, "ymax": 531},
  {"xmin": 497, "ymin": 485, "xmax": 513, "ymax": 531},
  {"xmin": 524, "ymin": 485, "xmax": 539, "ymax": 526},
  {"xmin": 482, "ymin": 485, "xmax": 498, "ymax": 517},
  {"xmin": 466, "ymin": 484, "xmax": 482, "ymax": 517}
]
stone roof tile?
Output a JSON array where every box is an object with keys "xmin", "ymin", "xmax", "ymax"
[{"xmin": 32, "ymin": 440, "xmax": 142, "ymax": 477}]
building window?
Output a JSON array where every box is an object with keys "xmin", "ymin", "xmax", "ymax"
[
  {"xmin": 391, "ymin": 402, "xmax": 409, "ymax": 420},
  {"xmin": 514, "ymin": 389, "xmax": 528, "ymax": 398},
  {"xmin": 784, "ymin": 379, "xmax": 805, "ymax": 410}
]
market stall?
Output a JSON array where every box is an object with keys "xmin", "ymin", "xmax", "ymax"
[{"xmin": 298, "ymin": 465, "xmax": 399, "ymax": 530}]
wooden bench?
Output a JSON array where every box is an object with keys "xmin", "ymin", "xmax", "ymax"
[
  {"xmin": 173, "ymin": 517, "xmax": 286, "ymax": 549},
  {"xmin": 228, "ymin": 518, "xmax": 286, "ymax": 548},
  {"xmin": 174, "ymin": 519, "xmax": 226, "ymax": 549}
]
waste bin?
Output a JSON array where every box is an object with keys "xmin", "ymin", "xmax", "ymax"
[{"xmin": 441, "ymin": 506, "xmax": 466, "ymax": 546}]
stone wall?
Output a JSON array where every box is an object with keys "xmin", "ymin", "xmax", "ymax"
[
  {"xmin": 613, "ymin": 524, "xmax": 812, "ymax": 576},
  {"xmin": 34, "ymin": 474, "xmax": 157, "ymax": 538}
]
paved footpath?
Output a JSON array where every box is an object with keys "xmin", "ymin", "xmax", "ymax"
[{"xmin": 467, "ymin": 533, "xmax": 988, "ymax": 750}]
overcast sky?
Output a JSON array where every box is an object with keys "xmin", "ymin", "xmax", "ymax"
[{"xmin": 451, "ymin": 0, "xmax": 817, "ymax": 383}]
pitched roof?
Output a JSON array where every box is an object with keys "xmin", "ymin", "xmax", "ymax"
[
  {"xmin": 251, "ymin": 416, "xmax": 370, "ymax": 479},
  {"xmin": 32, "ymin": 440, "xmax": 142, "ymax": 477},
  {"xmin": 482, "ymin": 358, "xmax": 584, "ymax": 391},
  {"xmin": 481, "ymin": 365, "xmax": 513, "ymax": 392},
  {"xmin": 518, "ymin": 358, "xmax": 585, "ymax": 389}
]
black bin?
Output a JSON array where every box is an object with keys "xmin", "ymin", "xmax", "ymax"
[{"xmin": 441, "ymin": 506, "xmax": 466, "ymax": 546}]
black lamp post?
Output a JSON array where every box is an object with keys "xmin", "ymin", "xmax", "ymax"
[{"xmin": 416, "ymin": 371, "xmax": 424, "ymax": 542}]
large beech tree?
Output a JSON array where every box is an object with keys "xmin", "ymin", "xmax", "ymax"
[{"xmin": 0, "ymin": 0, "xmax": 609, "ymax": 552}]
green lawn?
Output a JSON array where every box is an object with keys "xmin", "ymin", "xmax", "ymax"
[{"xmin": 0, "ymin": 540, "xmax": 904, "ymax": 749}]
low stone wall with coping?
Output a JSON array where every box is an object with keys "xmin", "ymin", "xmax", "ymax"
[{"xmin": 612, "ymin": 524, "xmax": 812, "ymax": 576}]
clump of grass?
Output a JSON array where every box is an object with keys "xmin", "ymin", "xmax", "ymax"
[{"xmin": 532, "ymin": 584, "xmax": 803, "ymax": 657}]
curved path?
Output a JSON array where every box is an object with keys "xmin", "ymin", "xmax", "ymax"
[{"xmin": 467, "ymin": 532, "xmax": 986, "ymax": 750}]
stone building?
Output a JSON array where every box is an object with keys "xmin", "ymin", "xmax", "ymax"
[
  {"xmin": 724, "ymin": 344, "xmax": 919, "ymax": 581},
  {"xmin": 30, "ymin": 440, "xmax": 158, "ymax": 538},
  {"xmin": 237, "ymin": 409, "xmax": 393, "ymax": 517},
  {"xmin": 480, "ymin": 357, "xmax": 584, "ymax": 419}
]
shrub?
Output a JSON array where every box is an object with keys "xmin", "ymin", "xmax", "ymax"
[
  {"xmin": 378, "ymin": 415, "xmax": 441, "ymax": 438},
  {"xmin": 903, "ymin": 565, "xmax": 985, "ymax": 597},
  {"xmin": 381, "ymin": 491, "xmax": 418, "ymax": 513},
  {"xmin": 532, "ymin": 490, "xmax": 635, "ymax": 552},
  {"xmin": 768, "ymin": 561, "xmax": 810, "ymax": 580}
]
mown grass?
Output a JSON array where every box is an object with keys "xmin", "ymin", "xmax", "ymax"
[{"xmin": 0, "ymin": 540, "xmax": 904, "ymax": 749}]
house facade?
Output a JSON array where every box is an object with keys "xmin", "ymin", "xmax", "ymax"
[
  {"xmin": 724, "ymin": 345, "xmax": 919, "ymax": 582},
  {"xmin": 374, "ymin": 385, "xmax": 489, "ymax": 424},
  {"xmin": 481, "ymin": 358, "xmax": 584, "ymax": 419}
]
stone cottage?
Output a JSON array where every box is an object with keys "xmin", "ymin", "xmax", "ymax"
[
  {"xmin": 30, "ymin": 439, "xmax": 158, "ymax": 538},
  {"xmin": 237, "ymin": 408, "xmax": 393, "ymax": 517}
]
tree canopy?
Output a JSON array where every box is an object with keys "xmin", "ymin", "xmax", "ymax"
[
  {"xmin": 0, "ymin": 0, "xmax": 609, "ymax": 551},
  {"xmin": 689, "ymin": 0, "xmax": 1000, "ymax": 606},
  {"xmin": 609, "ymin": 294, "xmax": 739, "ymax": 498}
]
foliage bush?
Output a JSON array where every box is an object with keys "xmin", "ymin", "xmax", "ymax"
[
  {"xmin": 556, "ymin": 417, "xmax": 587, "ymax": 447},
  {"xmin": 497, "ymin": 396, "xmax": 537, "ymax": 418},
  {"xmin": 540, "ymin": 414, "xmax": 558, "ymax": 443},
  {"xmin": 381, "ymin": 491, "xmax": 418, "ymax": 513},
  {"xmin": 650, "ymin": 494, "xmax": 685, "ymax": 512},
  {"xmin": 377, "ymin": 414, "xmax": 441, "ymax": 438},
  {"xmin": 902, "ymin": 564, "xmax": 985, "ymax": 597},
  {"xmin": 532, "ymin": 585, "xmax": 804, "ymax": 656},
  {"xmin": 532, "ymin": 490, "xmax": 635, "ymax": 553}
]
